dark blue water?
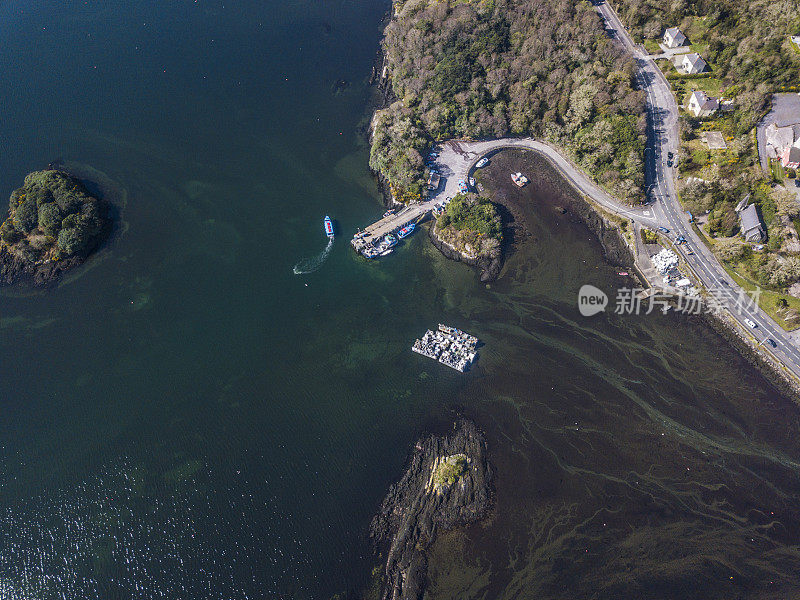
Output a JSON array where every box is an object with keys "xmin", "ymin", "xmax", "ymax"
[{"xmin": 1, "ymin": 2, "xmax": 799, "ymax": 599}]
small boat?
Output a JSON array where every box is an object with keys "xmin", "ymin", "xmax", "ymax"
[
  {"xmin": 468, "ymin": 177, "xmax": 475, "ymax": 188},
  {"xmin": 372, "ymin": 232, "xmax": 398, "ymax": 257},
  {"xmin": 618, "ymin": 271, "xmax": 629, "ymax": 276},
  {"xmin": 383, "ymin": 209, "xmax": 395, "ymax": 218},
  {"xmin": 475, "ymin": 157, "xmax": 488, "ymax": 168},
  {"xmin": 362, "ymin": 246, "xmax": 380, "ymax": 259},
  {"xmin": 511, "ymin": 172, "xmax": 528, "ymax": 187},
  {"xmin": 397, "ymin": 223, "xmax": 416, "ymax": 239},
  {"xmin": 324, "ymin": 215, "xmax": 334, "ymax": 238}
]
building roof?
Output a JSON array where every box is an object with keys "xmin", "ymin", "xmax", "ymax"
[
  {"xmin": 766, "ymin": 122, "xmax": 796, "ymax": 151},
  {"xmin": 740, "ymin": 204, "xmax": 762, "ymax": 234},
  {"xmin": 683, "ymin": 53, "xmax": 708, "ymax": 72},
  {"xmin": 689, "ymin": 90, "xmax": 718, "ymax": 111},
  {"xmin": 665, "ymin": 27, "xmax": 686, "ymax": 43},
  {"xmin": 788, "ymin": 146, "xmax": 800, "ymax": 164}
]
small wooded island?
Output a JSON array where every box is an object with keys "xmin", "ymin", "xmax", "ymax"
[
  {"xmin": 431, "ymin": 193, "xmax": 504, "ymax": 281},
  {"xmin": 0, "ymin": 170, "xmax": 110, "ymax": 284}
]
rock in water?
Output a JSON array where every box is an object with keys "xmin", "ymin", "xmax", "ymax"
[{"xmin": 370, "ymin": 419, "xmax": 492, "ymax": 600}]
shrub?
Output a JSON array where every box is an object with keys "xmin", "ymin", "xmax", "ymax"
[
  {"xmin": 641, "ymin": 228, "xmax": 659, "ymax": 244},
  {"xmin": 57, "ymin": 226, "xmax": 85, "ymax": 255},
  {"xmin": 38, "ymin": 202, "xmax": 62, "ymax": 237},
  {"xmin": 432, "ymin": 454, "xmax": 468, "ymax": 491},
  {"xmin": 0, "ymin": 221, "xmax": 20, "ymax": 244},
  {"xmin": 12, "ymin": 198, "xmax": 38, "ymax": 233}
]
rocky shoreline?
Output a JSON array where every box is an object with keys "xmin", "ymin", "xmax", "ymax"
[
  {"xmin": 0, "ymin": 246, "xmax": 85, "ymax": 286},
  {"xmin": 369, "ymin": 419, "xmax": 492, "ymax": 600},
  {"xmin": 427, "ymin": 221, "xmax": 503, "ymax": 283}
]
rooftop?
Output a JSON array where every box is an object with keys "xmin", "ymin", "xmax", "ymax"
[{"xmin": 740, "ymin": 204, "xmax": 762, "ymax": 233}]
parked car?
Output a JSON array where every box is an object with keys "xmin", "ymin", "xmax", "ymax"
[
  {"xmin": 657, "ymin": 226, "xmax": 669, "ymax": 233},
  {"xmin": 744, "ymin": 318, "xmax": 757, "ymax": 329},
  {"xmin": 795, "ymin": 179, "xmax": 800, "ymax": 188},
  {"xmin": 767, "ymin": 338, "xmax": 778, "ymax": 348},
  {"xmin": 667, "ymin": 160, "xmax": 673, "ymax": 167},
  {"xmin": 668, "ymin": 151, "xmax": 674, "ymax": 160}
]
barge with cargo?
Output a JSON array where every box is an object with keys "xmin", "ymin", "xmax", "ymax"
[{"xmin": 411, "ymin": 324, "xmax": 479, "ymax": 372}]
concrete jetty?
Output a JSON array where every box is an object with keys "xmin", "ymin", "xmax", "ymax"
[{"xmin": 351, "ymin": 202, "xmax": 434, "ymax": 254}]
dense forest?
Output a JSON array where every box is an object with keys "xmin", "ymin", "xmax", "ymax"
[
  {"xmin": 1, "ymin": 170, "xmax": 109, "ymax": 265},
  {"xmin": 371, "ymin": 0, "xmax": 646, "ymax": 203}
]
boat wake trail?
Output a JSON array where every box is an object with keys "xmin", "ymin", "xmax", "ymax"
[{"xmin": 293, "ymin": 237, "xmax": 334, "ymax": 275}]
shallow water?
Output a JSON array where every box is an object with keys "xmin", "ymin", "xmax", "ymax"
[{"xmin": 0, "ymin": 2, "xmax": 798, "ymax": 599}]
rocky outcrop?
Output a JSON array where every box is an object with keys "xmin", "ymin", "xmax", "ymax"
[
  {"xmin": 370, "ymin": 419, "xmax": 492, "ymax": 600},
  {"xmin": 427, "ymin": 224, "xmax": 503, "ymax": 282},
  {"xmin": 0, "ymin": 246, "xmax": 84, "ymax": 286}
]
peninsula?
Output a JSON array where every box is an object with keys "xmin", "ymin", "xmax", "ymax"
[{"xmin": 0, "ymin": 170, "xmax": 111, "ymax": 285}]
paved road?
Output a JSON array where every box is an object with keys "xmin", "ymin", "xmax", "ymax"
[
  {"xmin": 594, "ymin": 0, "xmax": 800, "ymax": 381},
  {"xmin": 433, "ymin": 138, "xmax": 659, "ymax": 226}
]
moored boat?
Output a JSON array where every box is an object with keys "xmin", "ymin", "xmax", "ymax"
[
  {"xmin": 324, "ymin": 215, "xmax": 334, "ymax": 238},
  {"xmin": 397, "ymin": 223, "xmax": 416, "ymax": 239},
  {"xmin": 383, "ymin": 209, "xmax": 395, "ymax": 218},
  {"xmin": 373, "ymin": 232, "xmax": 398, "ymax": 257},
  {"xmin": 511, "ymin": 172, "xmax": 528, "ymax": 187},
  {"xmin": 383, "ymin": 233, "xmax": 398, "ymax": 248},
  {"xmin": 475, "ymin": 157, "xmax": 489, "ymax": 168},
  {"xmin": 468, "ymin": 177, "xmax": 475, "ymax": 188}
]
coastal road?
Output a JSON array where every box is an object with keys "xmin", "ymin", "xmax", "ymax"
[
  {"xmin": 433, "ymin": 138, "xmax": 660, "ymax": 226},
  {"xmin": 593, "ymin": 0, "xmax": 800, "ymax": 381}
]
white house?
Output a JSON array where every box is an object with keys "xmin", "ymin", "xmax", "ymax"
[
  {"xmin": 663, "ymin": 27, "xmax": 687, "ymax": 48},
  {"xmin": 681, "ymin": 53, "xmax": 708, "ymax": 74},
  {"xmin": 687, "ymin": 90, "xmax": 718, "ymax": 117}
]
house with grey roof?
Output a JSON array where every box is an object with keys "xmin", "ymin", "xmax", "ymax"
[
  {"xmin": 680, "ymin": 53, "xmax": 708, "ymax": 74},
  {"xmin": 739, "ymin": 204, "xmax": 765, "ymax": 242},
  {"xmin": 663, "ymin": 27, "xmax": 687, "ymax": 48},
  {"xmin": 687, "ymin": 90, "xmax": 718, "ymax": 117}
]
